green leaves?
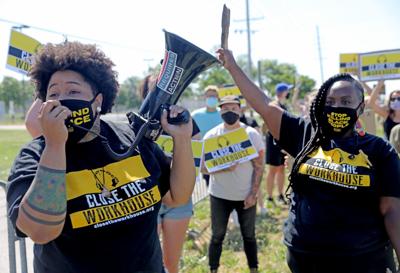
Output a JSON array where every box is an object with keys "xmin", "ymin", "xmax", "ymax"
[{"xmin": 0, "ymin": 76, "xmax": 35, "ymax": 113}]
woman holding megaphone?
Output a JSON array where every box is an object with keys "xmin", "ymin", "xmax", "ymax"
[
  {"xmin": 217, "ymin": 48, "xmax": 400, "ymax": 273},
  {"xmin": 7, "ymin": 41, "xmax": 196, "ymax": 273}
]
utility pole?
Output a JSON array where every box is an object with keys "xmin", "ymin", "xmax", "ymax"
[
  {"xmin": 257, "ymin": 60, "xmax": 262, "ymax": 88},
  {"xmin": 235, "ymin": 0, "xmax": 263, "ymax": 79},
  {"xmin": 316, "ymin": 25, "xmax": 324, "ymax": 83},
  {"xmin": 245, "ymin": 0, "xmax": 252, "ymax": 78}
]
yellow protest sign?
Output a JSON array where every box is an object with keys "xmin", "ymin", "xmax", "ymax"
[
  {"xmin": 203, "ymin": 127, "xmax": 258, "ymax": 172},
  {"xmin": 339, "ymin": 53, "xmax": 359, "ymax": 75},
  {"xmin": 155, "ymin": 135, "xmax": 204, "ymax": 179},
  {"xmin": 359, "ymin": 49, "xmax": 400, "ymax": 81},
  {"xmin": 218, "ymin": 85, "xmax": 246, "ymax": 107},
  {"xmin": 7, "ymin": 30, "xmax": 42, "ymax": 75}
]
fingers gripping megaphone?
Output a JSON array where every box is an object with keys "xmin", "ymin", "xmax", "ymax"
[{"xmin": 103, "ymin": 30, "xmax": 219, "ymax": 160}]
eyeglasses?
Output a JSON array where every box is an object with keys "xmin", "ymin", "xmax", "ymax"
[{"xmin": 390, "ymin": 97, "xmax": 400, "ymax": 102}]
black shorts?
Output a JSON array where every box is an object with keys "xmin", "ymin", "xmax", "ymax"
[{"xmin": 265, "ymin": 133, "xmax": 285, "ymax": 166}]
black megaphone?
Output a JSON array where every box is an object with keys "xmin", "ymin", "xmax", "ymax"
[{"xmin": 103, "ymin": 30, "xmax": 219, "ymax": 160}]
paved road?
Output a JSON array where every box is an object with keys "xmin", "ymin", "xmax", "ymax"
[{"xmin": 0, "ymin": 125, "xmax": 26, "ymax": 130}]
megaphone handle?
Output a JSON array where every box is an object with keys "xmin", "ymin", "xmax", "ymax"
[
  {"xmin": 162, "ymin": 104, "xmax": 190, "ymax": 125},
  {"xmin": 102, "ymin": 121, "xmax": 150, "ymax": 161},
  {"xmin": 167, "ymin": 109, "xmax": 190, "ymax": 125}
]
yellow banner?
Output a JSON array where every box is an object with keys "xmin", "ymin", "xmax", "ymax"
[
  {"xmin": 69, "ymin": 186, "xmax": 161, "ymax": 229},
  {"xmin": 7, "ymin": 30, "xmax": 42, "ymax": 75},
  {"xmin": 155, "ymin": 135, "xmax": 203, "ymax": 179},
  {"xmin": 359, "ymin": 49, "xmax": 400, "ymax": 81},
  {"xmin": 339, "ymin": 53, "xmax": 359, "ymax": 75},
  {"xmin": 218, "ymin": 85, "xmax": 246, "ymax": 107},
  {"xmin": 203, "ymin": 127, "xmax": 258, "ymax": 172},
  {"xmin": 66, "ymin": 155, "xmax": 150, "ymax": 201}
]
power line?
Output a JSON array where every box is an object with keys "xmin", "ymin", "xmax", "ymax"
[{"xmin": 0, "ymin": 17, "xmax": 156, "ymax": 53}]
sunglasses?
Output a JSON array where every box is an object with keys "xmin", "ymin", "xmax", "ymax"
[{"xmin": 390, "ymin": 97, "xmax": 400, "ymax": 102}]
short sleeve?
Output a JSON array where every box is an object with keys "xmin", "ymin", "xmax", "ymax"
[
  {"xmin": 248, "ymin": 128, "xmax": 264, "ymax": 152},
  {"xmin": 7, "ymin": 141, "xmax": 43, "ymax": 238},
  {"xmin": 376, "ymin": 142, "xmax": 400, "ymax": 197},
  {"xmin": 151, "ymin": 143, "xmax": 171, "ymax": 197},
  {"xmin": 278, "ymin": 111, "xmax": 313, "ymax": 158}
]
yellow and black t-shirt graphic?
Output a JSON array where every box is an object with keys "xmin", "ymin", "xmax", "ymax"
[
  {"xmin": 66, "ymin": 155, "xmax": 161, "ymax": 229},
  {"xmin": 299, "ymin": 147, "xmax": 373, "ymax": 189}
]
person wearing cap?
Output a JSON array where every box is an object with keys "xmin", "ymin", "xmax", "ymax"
[
  {"xmin": 191, "ymin": 85, "xmax": 223, "ymax": 138},
  {"xmin": 264, "ymin": 83, "xmax": 293, "ymax": 206},
  {"xmin": 201, "ymin": 95, "xmax": 264, "ymax": 273}
]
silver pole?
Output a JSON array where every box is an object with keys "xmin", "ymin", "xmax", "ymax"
[
  {"xmin": 316, "ymin": 25, "xmax": 324, "ymax": 83},
  {"xmin": 245, "ymin": 0, "xmax": 252, "ymax": 78}
]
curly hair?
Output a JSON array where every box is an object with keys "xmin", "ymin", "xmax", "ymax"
[
  {"xmin": 29, "ymin": 41, "xmax": 119, "ymax": 114},
  {"xmin": 287, "ymin": 73, "xmax": 364, "ymax": 192}
]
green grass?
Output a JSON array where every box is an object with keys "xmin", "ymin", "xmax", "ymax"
[
  {"xmin": 182, "ymin": 198, "xmax": 291, "ymax": 273},
  {"xmin": 0, "ymin": 129, "xmax": 31, "ymax": 181}
]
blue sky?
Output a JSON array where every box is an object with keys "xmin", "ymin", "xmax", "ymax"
[{"xmin": 0, "ymin": 0, "xmax": 399, "ymax": 92}]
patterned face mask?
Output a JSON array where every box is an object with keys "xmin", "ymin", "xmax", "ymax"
[{"xmin": 322, "ymin": 103, "xmax": 361, "ymax": 137}]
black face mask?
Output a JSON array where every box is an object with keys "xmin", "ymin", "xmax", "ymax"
[
  {"xmin": 321, "ymin": 104, "xmax": 361, "ymax": 137},
  {"xmin": 60, "ymin": 95, "xmax": 99, "ymax": 143},
  {"xmin": 221, "ymin": 111, "xmax": 240, "ymax": 125}
]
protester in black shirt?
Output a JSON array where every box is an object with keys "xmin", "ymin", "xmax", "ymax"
[
  {"xmin": 217, "ymin": 48, "xmax": 400, "ymax": 273},
  {"xmin": 7, "ymin": 41, "xmax": 195, "ymax": 273}
]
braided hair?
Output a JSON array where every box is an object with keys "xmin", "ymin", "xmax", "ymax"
[{"xmin": 287, "ymin": 73, "xmax": 364, "ymax": 193}]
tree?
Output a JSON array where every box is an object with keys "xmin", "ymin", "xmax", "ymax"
[
  {"xmin": 193, "ymin": 55, "xmax": 316, "ymax": 99},
  {"xmin": 113, "ymin": 76, "xmax": 142, "ymax": 112},
  {"xmin": 0, "ymin": 76, "xmax": 34, "ymax": 114},
  {"xmin": 257, "ymin": 59, "xmax": 316, "ymax": 98}
]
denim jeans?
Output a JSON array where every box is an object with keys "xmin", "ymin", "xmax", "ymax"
[{"xmin": 208, "ymin": 195, "xmax": 258, "ymax": 270}]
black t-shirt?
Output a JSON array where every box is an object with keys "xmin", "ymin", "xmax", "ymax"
[
  {"xmin": 192, "ymin": 119, "xmax": 201, "ymax": 136},
  {"xmin": 384, "ymin": 116, "xmax": 400, "ymax": 139},
  {"xmin": 7, "ymin": 120, "xmax": 171, "ymax": 273},
  {"xmin": 278, "ymin": 111, "xmax": 400, "ymax": 255},
  {"xmin": 240, "ymin": 115, "xmax": 259, "ymax": 129}
]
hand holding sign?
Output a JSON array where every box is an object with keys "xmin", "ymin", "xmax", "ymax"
[
  {"xmin": 203, "ymin": 127, "xmax": 258, "ymax": 173},
  {"xmin": 221, "ymin": 4, "xmax": 231, "ymax": 49}
]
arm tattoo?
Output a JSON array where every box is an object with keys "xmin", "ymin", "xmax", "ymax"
[
  {"xmin": 21, "ymin": 206, "xmax": 65, "ymax": 226},
  {"xmin": 26, "ymin": 165, "xmax": 67, "ymax": 215},
  {"xmin": 250, "ymin": 153, "xmax": 264, "ymax": 195}
]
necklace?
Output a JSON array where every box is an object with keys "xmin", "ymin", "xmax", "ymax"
[{"xmin": 90, "ymin": 168, "xmax": 111, "ymax": 197}]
